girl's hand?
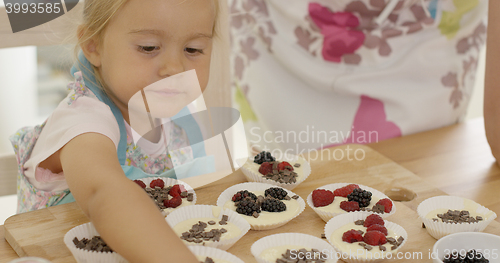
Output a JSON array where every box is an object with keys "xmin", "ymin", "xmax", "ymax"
[{"xmin": 59, "ymin": 132, "xmax": 199, "ymax": 263}]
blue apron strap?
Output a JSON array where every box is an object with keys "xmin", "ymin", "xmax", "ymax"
[
  {"xmin": 171, "ymin": 107, "xmax": 206, "ymax": 159},
  {"xmin": 70, "ymin": 52, "xmax": 128, "ymax": 165}
]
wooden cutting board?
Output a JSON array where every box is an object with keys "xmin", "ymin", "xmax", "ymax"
[{"xmin": 4, "ymin": 144, "xmax": 500, "ymax": 263}]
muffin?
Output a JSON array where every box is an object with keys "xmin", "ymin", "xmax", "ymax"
[
  {"xmin": 417, "ymin": 195, "xmax": 497, "ymax": 239},
  {"xmin": 216, "ymin": 182, "xmax": 305, "ymax": 230},
  {"xmin": 324, "ymin": 212, "xmax": 407, "ymax": 263},
  {"xmin": 251, "ymin": 233, "xmax": 338, "ymax": 263},
  {"xmin": 133, "ymin": 177, "xmax": 196, "ymax": 216},
  {"xmin": 241, "ymin": 151, "xmax": 311, "ymax": 190},
  {"xmin": 63, "ymin": 222, "xmax": 127, "ymax": 263},
  {"xmin": 307, "ymin": 183, "xmax": 396, "ymax": 222},
  {"xmin": 166, "ymin": 205, "xmax": 250, "ymax": 250}
]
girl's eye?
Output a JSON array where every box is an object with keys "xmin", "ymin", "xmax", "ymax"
[
  {"xmin": 139, "ymin": 46, "xmax": 160, "ymax": 53},
  {"xmin": 185, "ymin": 47, "xmax": 204, "ymax": 55}
]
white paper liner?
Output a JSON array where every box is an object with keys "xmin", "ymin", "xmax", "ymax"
[
  {"xmin": 324, "ymin": 212, "xmax": 408, "ymax": 263},
  {"xmin": 188, "ymin": 245, "xmax": 244, "ymax": 263},
  {"xmin": 165, "ymin": 205, "xmax": 250, "ymax": 250},
  {"xmin": 63, "ymin": 223, "xmax": 128, "ymax": 263},
  {"xmin": 251, "ymin": 233, "xmax": 338, "ymax": 263},
  {"xmin": 241, "ymin": 155, "xmax": 312, "ymax": 190},
  {"xmin": 307, "ymin": 183, "xmax": 396, "ymax": 222},
  {"xmin": 135, "ymin": 177, "xmax": 197, "ymax": 216},
  {"xmin": 216, "ymin": 182, "xmax": 306, "ymax": 230},
  {"xmin": 417, "ymin": 195, "xmax": 497, "ymax": 240}
]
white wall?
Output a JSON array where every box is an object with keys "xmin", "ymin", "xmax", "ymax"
[{"xmin": 0, "ymin": 46, "xmax": 38, "ymax": 155}]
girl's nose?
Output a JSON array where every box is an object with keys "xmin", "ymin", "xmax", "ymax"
[{"xmin": 158, "ymin": 51, "xmax": 185, "ymax": 78}]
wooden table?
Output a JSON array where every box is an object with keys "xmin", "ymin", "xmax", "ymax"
[{"xmin": 1, "ymin": 117, "xmax": 499, "ymax": 263}]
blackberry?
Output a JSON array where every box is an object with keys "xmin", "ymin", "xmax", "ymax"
[
  {"xmin": 236, "ymin": 199, "xmax": 261, "ymax": 216},
  {"xmin": 232, "ymin": 190, "xmax": 257, "ymax": 202},
  {"xmin": 261, "ymin": 198, "xmax": 287, "ymax": 212},
  {"xmin": 254, "ymin": 151, "xmax": 275, "ymax": 164},
  {"xmin": 264, "ymin": 187, "xmax": 288, "ymax": 200},
  {"xmin": 347, "ymin": 188, "xmax": 372, "ymax": 208}
]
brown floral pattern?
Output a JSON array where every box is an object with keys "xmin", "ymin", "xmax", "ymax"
[
  {"xmin": 441, "ymin": 22, "xmax": 486, "ymax": 109},
  {"xmin": 230, "ymin": 0, "xmax": 277, "ymax": 86}
]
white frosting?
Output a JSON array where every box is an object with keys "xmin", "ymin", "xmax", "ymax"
[
  {"xmin": 195, "ymin": 255, "xmax": 232, "ymax": 263},
  {"xmin": 259, "ymin": 245, "xmax": 312, "ymax": 262},
  {"xmin": 223, "ymin": 191, "xmax": 300, "ymax": 225},
  {"xmin": 172, "ymin": 217, "xmax": 241, "ymax": 245},
  {"xmin": 331, "ymin": 222, "xmax": 401, "ymax": 259},
  {"xmin": 243, "ymin": 158, "xmax": 305, "ymax": 182},
  {"xmin": 425, "ymin": 199, "xmax": 494, "ymax": 221},
  {"xmin": 315, "ymin": 195, "xmax": 382, "ymax": 213}
]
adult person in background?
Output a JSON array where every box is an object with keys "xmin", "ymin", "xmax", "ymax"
[
  {"xmin": 484, "ymin": 0, "xmax": 500, "ymax": 164},
  {"xmin": 230, "ymin": 0, "xmax": 488, "ymax": 155}
]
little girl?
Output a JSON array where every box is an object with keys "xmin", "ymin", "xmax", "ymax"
[{"xmin": 10, "ymin": 0, "xmax": 226, "ymax": 262}]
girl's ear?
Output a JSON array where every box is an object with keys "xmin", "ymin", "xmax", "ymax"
[{"xmin": 78, "ymin": 25, "xmax": 102, "ymax": 68}]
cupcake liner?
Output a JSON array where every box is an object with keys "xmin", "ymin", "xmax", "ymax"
[
  {"xmin": 417, "ymin": 195, "xmax": 497, "ymax": 240},
  {"xmin": 165, "ymin": 205, "xmax": 250, "ymax": 250},
  {"xmin": 216, "ymin": 182, "xmax": 306, "ymax": 230},
  {"xmin": 135, "ymin": 177, "xmax": 197, "ymax": 216},
  {"xmin": 307, "ymin": 183, "xmax": 396, "ymax": 222},
  {"xmin": 241, "ymin": 154, "xmax": 311, "ymax": 190},
  {"xmin": 251, "ymin": 233, "xmax": 338, "ymax": 263},
  {"xmin": 63, "ymin": 223, "xmax": 128, "ymax": 263},
  {"xmin": 188, "ymin": 245, "xmax": 244, "ymax": 263},
  {"xmin": 324, "ymin": 212, "xmax": 408, "ymax": 263}
]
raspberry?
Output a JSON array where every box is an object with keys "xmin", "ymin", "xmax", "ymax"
[
  {"xmin": 149, "ymin": 179, "xmax": 164, "ymax": 189},
  {"xmin": 312, "ymin": 189, "xmax": 334, "ymax": 207},
  {"xmin": 366, "ymin": 224, "xmax": 388, "ymax": 236},
  {"xmin": 347, "ymin": 188, "xmax": 372, "ymax": 208},
  {"xmin": 258, "ymin": 162, "xmax": 273, "ymax": 175},
  {"xmin": 277, "ymin": 161, "xmax": 294, "ymax": 171},
  {"xmin": 363, "ymin": 230, "xmax": 387, "ymax": 246},
  {"xmin": 340, "ymin": 201, "xmax": 360, "ymax": 212},
  {"xmin": 375, "ymin": 198, "xmax": 393, "ymax": 213},
  {"xmin": 163, "ymin": 195, "xmax": 182, "ymax": 208},
  {"xmin": 333, "ymin": 184, "xmax": 359, "ymax": 197},
  {"xmin": 254, "ymin": 151, "xmax": 275, "ymax": 164},
  {"xmin": 169, "ymin": 184, "xmax": 182, "ymax": 197},
  {"xmin": 364, "ymin": 214, "xmax": 385, "ymax": 228},
  {"xmin": 265, "ymin": 187, "xmax": 288, "ymax": 200},
  {"xmin": 342, "ymin": 229, "xmax": 364, "ymax": 243},
  {"xmin": 232, "ymin": 190, "xmax": 257, "ymax": 202},
  {"xmin": 133, "ymin": 180, "xmax": 146, "ymax": 189}
]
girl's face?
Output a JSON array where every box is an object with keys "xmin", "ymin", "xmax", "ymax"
[{"xmin": 91, "ymin": 0, "xmax": 215, "ymax": 121}]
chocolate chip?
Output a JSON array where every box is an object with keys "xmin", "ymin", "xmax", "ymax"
[
  {"xmin": 292, "ymin": 195, "xmax": 299, "ymax": 200},
  {"xmin": 253, "ymin": 211, "xmax": 259, "ymax": 218},
  {"xmin": 422, "ymin": 223, "xmax": 426, "ymax": 228},
  {"xmin": 180, "ymin": 192, "xmax": 188, "ymax": 198},
  {"xmin": 321, "ymin": 233, "xmax": 326, "ymax": 239},
  {"xmin": 354, "ymin": 220, "xmax": 365, "ymax": 225},
  {"xmin": 379, "ymin": 245, "xmax": 386, "ymax": 251},
  {"xmin": 73, "ymin": 236, "xmax": 113, "ymax": 252},
  {"xmin": 207, "ymin": 220, "xmax": 216, "ymax": 225},
  {"xmin": 294, "ymin": 163, "xmax": 301, "ymax": 168}
]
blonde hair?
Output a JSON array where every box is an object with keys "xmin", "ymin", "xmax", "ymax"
[{"xmin": 74, "ymin": 0, "xmax": 230, "ymax": 108}]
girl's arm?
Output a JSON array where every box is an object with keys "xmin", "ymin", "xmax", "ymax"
[
  {"xmin": 485, "ymin": 0, "xmax": 500, "ymax": 165},
  {"xmin": 59, "ymin": 132, "xmax": 199, "ymax": 263}
]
